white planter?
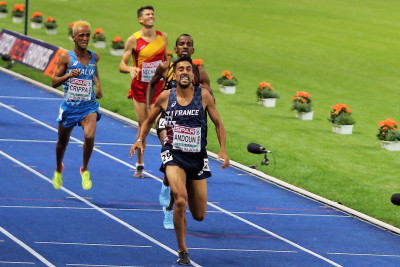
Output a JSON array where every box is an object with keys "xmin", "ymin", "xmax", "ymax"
[
  {"xmin": 30, "ymin": 22, "xmax": 42, "ymax": 29},
  {"xmin": 219, "ymin": 85, "xmax": 236, "ymax": 94},
  {"xmin": 94, "ymin": 41, "xmax": 106, "ymax": 48},
  {"xmin": 45, "ymin": 28, "xmax": 57, "ymax": 35},
  {"xmin": 110, "ymin": 48, "xmax": 124, "ymax": 56},
  {"xmin": 295, "ymin": 111, "xmax": 313, "ymax": 120},
  {"xmin": 332, "ymin": 124, "xmax": 354, "ymax": 135},
  {"xmin": 381, "ymin": 141, "xmax": 400, "ymax": 151},
  {"xmin": 260, "ymin": 98, "xmax": 276, "ymax": 107},
  {"xmin": 12, "ymin": 16, "xmax": 22, "ymax": 23},
  {"xmin": 0, "ymin": 12, "xmax": 7, "ymax": 18}
]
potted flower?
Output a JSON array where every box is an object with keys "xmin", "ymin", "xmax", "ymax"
[
  {"xmin": 68, "ymin": 22, "xmax": 74, "ymax": 41},
  {"xmin": 328, "ymin": 104, "xmax": 356, "ymax": 134},
  {"xmin": 257, "ymin": 81, "xmax": 279, "ymax": 107},
  {"xmin": 377, "ymin": 118, "xmax": 400, "ymax": 151},
  {"xmin": 110, "ymin": 36, "xmax": 125, "ymax": 56},
  {"xmin": 192, "ymin": 59, "xmax": 203, "ymax": 68},
  {"xmin": 44, "ymin": 16, "xmax": 58, "ymax": 34},
  {"xmin": 216, "ymin": 70, "xmax": 238, "ymax": 94},
  {"xmin": 0, "ymin": 2, "xmax": 8, "ymax": 18},
  {"xmin": 292, "ymin": 91, "xmax": 313, "ymax": 120},
  {"xmin": 30, "ymin": 11, "xmax": 43, "ymax": 29},
  {"xmin": 12, "ymin": 3, "xmax": 24, "ymax": 23},
  {"xmin": 93, "ymin": 28, "xmax": 106, "ymax": 48}
]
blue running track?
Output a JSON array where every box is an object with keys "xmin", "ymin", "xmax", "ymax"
[{"xmin": 1, "ymin": 68, "xmax": 400, "ymax": 266}]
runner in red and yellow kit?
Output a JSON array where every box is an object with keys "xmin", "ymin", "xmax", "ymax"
[{"xmin": 119, "ymin": 5, "xmax": 168, "ymax": 178}]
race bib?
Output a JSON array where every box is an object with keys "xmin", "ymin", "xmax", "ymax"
[
  {"xmin": 161, "ymin": 150, "xmax": 173, "ymax": 164},
  {"xmin": 141, "ymin": 60, "xmax": 162, "ymax": 82},
  {"xmin": 172, "ymin": 125, "xmax": 201, "ymax": 152},
  {"xmin": 67, "ymin": 78, "xmax": 92, "ymax": 101}
]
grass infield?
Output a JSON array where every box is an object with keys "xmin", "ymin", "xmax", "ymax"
[{"xmin": 1, "ymin": 0, "xmax": 400, "ymax": 228}]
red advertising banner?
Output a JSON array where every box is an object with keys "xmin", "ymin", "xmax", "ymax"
[{"xmin": 0, "ymin": 28, "xmax": 66, "ymax": 77}]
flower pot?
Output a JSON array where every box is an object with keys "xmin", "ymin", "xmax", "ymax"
[
  {"xmin": 0, "ymin": 12, "xmax": 7, "ymax": 18},
  {"xmin": 110, "ymin": 48, "xmax": 124, "ymax": 56},
  {"xmin": 30, "ymin": 22, "xmax": 42, "ymax": 29},
  {"xmin": 332, "ymin": 124, "xmax": 354, "ymax": 135},
  {"xmin": 94, "ymin": 41, "xmax": 106, "ymax": 48},
  {"xmin": 219, "ymin": 85, "xmax": 236, "ymax": 94},
  {"xmin": 260, "ymin": 98, "xmax": 276, "ymax": 107},
  {"xmin": 12, "ymin": 16, "xmax": 22, "ymax": 23},
  {"xmin": 45, "ymin": 28, "xmax": 57, "ymax": 35},
  {"xmin": 381, "ymin": 141, "xmax": 400, "ymax": 151},
  {"xmin": 295, "ymin": 111, "xmax": 313, "ymax": 120}
]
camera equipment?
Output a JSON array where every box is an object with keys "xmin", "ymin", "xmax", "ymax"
[{"xmin": 247, "ymin": 143, "xmax": 275, "ymax": 168}]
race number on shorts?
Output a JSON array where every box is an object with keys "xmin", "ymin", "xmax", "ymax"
[{"xmin": 161, "ymin": 150, "xmax": 173, "ymax": 165}]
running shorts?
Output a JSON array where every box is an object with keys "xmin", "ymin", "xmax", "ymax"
[
  {"xmin": 57, "ymin": 101, "xmax": 101, "ymax": 128},
  {"xmin": 127, "ymin": 79, "xmax": 163, "ymax": 104}
]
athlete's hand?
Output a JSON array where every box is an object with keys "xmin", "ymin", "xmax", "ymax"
[
  {"xmin": 129, "ymin": 142, "xmax": 144, "ymax": 158},
  {"xmin": 95, "ymin": 88, "xmax": 103, "ymax": 99},
  {"xmin": 217, "ymin": 151, "xmax": 230, "ymax": 169},
  {"xmin": 68, "ymin": 69, "xmax": 80, "ymax": 78},
  {"xmin": 130, "ymin": 67, "xmax": 141, "ymax": 79}
]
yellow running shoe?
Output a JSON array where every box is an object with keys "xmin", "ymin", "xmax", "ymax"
[
  {"xmin": 52, "ymin": 163, "xmax": 64, "ymax": 190},
  {"xmin": 80, "ymin": 167, "xmax": 92, "ymax": 190}
]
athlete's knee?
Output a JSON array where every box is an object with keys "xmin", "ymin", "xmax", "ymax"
[
  {"xmin": 174, "ymin": 194, "xmax": 188, "ymax": 212},
  {"xmin": 191, "ymin": 209, "xmax": 206, "ymax": 221}
]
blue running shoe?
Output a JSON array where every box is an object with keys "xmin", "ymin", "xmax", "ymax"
[
  {"xmin": 163, "ymin": 206, "xmax": 174, "ymax": 230},
  {"xmin": 159, "ymin": 183, "xmax": 171, "ymax": 207}
]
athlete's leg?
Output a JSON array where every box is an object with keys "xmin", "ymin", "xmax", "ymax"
[
  {"xmin": 132, "ymin": 99, "xmax": 148, "ymax": 165},
  {"xmin": 166, "ymin": 165, "xmax": 188, "ymax": 253},
  {"xmin": 187, "ymin": 179, "xmax": 208, "ymax": 221},
  {"xmin": 80, "ymin": 112, "xmax": 98, "ymax": 172},
  {"xmin": 55, "ymin": 123, "xmax": 74, "ymax": 172}
]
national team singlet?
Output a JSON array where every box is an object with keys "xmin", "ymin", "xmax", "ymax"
[
  {"xmin": 133, "ymin": 30, "xmax": 166, "ymax": 82},
  {"xmin": 62, "ymin": 50, "xmax": 97, "ymax": 107}
]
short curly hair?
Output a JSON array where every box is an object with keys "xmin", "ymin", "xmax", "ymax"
[{"xmin": 72, "ymin": 20, "xmax": 90, "ymax": 35}]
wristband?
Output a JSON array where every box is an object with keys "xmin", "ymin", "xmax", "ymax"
[{"xmin": 136, "ymin": 139, "xmax": 142, "ymax": 142}]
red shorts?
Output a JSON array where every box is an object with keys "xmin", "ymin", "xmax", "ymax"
[{"xmin": 127, "ymin": 79, "xmax": 163, "ymax": 104}]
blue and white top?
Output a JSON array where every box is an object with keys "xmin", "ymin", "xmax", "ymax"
[
  {"xmin": 62, "ymin": 50, "xmax": 97, "ymax": 107},
  {"xmin": 164, "ymin": 86, "xmax": 208, "ymax": 152}
]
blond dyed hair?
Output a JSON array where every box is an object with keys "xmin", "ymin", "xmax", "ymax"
[{"xmin": 72, "ymin": 20, "xmax": 91, "ymax": 35}]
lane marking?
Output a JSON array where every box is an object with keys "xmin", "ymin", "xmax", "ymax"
[
  {"xmin": 0, "ymin": 102, "xmax": 343, "ymax": 266},
  {"xmin": 35, "ymin": 241, "xmax": 151, "ymax": 248},
  {"xmin": 0, "ymin": 139, "xmax": 161, "ymax": 147},
  {"xmin": 0, "ymin": 226, "xmax": 55, "ymax": 266},
  {"xmin": 327, "ymin": 252, "xmax": 400, "ymax": 258},
  {"xmin": 0, "ymin": 262, "xmax": 34, "ymax": 265},
  {"xmin": 189, "ymin": 247, "xmax": 297, "ymax": 253},
  {"xmin": 0, "ymin": 96, "xmax": 61, "ymax": 100}
]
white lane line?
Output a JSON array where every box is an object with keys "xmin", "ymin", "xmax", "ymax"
[
  {"xmin": 0, "ymin": 138, "xmax": 161, "ymax": 147},
  {"xmin": 0, "ymin": 150, "xmax": 201, "ymax": 267},
  {"xmin": 0, "ymin": 261, "xmax": 34, "ymax": 265},
  {"xmin": 0, "ymin": 226, "xmax": 55, "ymax": 266},
  {"xmin": 66, "ymin": 264, "xmax": 141, "ymax": 267},
  {"xmin": 1, "ymin": 101, "xmax": 343, "ymax": 266},
  {"xmin": 35, "ymin": 241, "xmax": 151, "ymax": 248},
  {"xmin": 0, "ymin": 96, "xmax": 61, "ymax": 100},
  {"xmin": 189, "ymin": 247, "xmax": 297, "ymax": 253},
  {"xmin": 327, "ymin": 252, "xmax": 400, "ymax": 258}
]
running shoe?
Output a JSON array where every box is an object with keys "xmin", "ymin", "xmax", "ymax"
[
  {"xmin": 163, "ymin": 206, "xmax": 174, "ymax": 230},
  {"xmin": 177, "ymin": 251, "xmax": 191, "ymax": 266},
  {"xmin": 134, "ymin": 164, "xmax": 144, "ymax": 178},
  {"xmin": 52, "ymin": 163, "xmax": 64, "ymax": 190},
  {"xmin": 80, "ymin": 167, "xmax": 92, "ymax": 190},
  {"xmin": 159, "ymin": 183, "xmax": 171, "ymax": 207}
]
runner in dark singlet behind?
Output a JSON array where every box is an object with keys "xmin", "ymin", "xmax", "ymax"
[{"xmin": 146, "ymin": 34, "xmax": 214, "ymax": 230}]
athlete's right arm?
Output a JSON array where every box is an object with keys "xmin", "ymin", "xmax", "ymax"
[
  {"xmin": 146, "ymin": 61, "xmax": 168, "ymax": 110},
  {"xmin": 118, "ymin": 35, "xmax": 140, "ymax": 78},
  {"xmin": 52, "ymin": 52, "xmax": 77, "ymax": 88}
]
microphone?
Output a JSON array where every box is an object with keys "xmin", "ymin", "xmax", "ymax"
[
  {"xmin": 247, "ymin": 143, "xmax": 270, "ymax": 154},
  {"xmin": 391, "ymin": 193, "xmax": 400, "ymax": 206}
]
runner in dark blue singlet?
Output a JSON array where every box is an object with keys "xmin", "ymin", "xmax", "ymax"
[{"xmin": 130, "ymin": 56, "xmax": 229, "ymax": 265}]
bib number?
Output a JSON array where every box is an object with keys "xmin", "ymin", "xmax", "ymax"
[
  {"xmin": 161, "ymin": 150, "xmax": 173, "ymax": 165},
  {"xmin": 141, "ymin": 60, "xmax": 162, "ymax": 82},
  {"xmin": 67, "ymin": 78, "xmax": 92, "ymax": 101}
]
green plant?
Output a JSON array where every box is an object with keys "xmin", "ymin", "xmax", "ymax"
[
  {"xmin": 93, "ymin": 28, "xmax": 106, "ymax": 42},
  {"xmin": 377, "ymin": 118, "xmax": 400, "ymax": 141},
  {"xmin": 111, "ymin": 36, "xmax": 124, "ymax": 49},
  {"xmin": 328, "ymin": 104, "xmax": 356, "ymax": 125},
  {"xmin": 44, "ymin": 16, "xmax": 57, "ymax": 29},
  {"xmin": 12, "ymin": 3, "xmax": 24, "ymax": 17},
  {"xmin": 292, "ymin": 91, "xmax": 313, "ymax": 112},
  {"xmin": 0, "ymin": 2, "xmax": 8, "ymax": 13},
  {"xmin": 257, "ymin": 81, "xmax": 280, "ymax": 99},
  {"xmin": 30, "ymin": 11, "xmax": 43, "ymax": 23},
  {"xmin": 216, "ymin": 70, "xmax": 238, "ymax": 86}
]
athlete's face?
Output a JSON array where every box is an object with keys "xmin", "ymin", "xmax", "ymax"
[
  {"xmin": 139, "ymin": 9, "xmax": 155, "ymax": 26},
  {"xmin": 175, "ymin": 36, "xmax": 194, "ymax": 57},
  {"xmin": 73, "ymin": 27, "xmax": 90, "ymax": 49},
  {"xmin": 174, "ymin": 61, "xmax": 194, "ymax": 89}
]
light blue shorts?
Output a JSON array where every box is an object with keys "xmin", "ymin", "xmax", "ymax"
[{"xmin": 56, "ymin": 101, "xmax": 101, "ymax": 128}]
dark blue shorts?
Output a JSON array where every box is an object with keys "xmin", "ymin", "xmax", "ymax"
[
  {"xmin": 159, "ymin": 145, "xmax": 211, "ymax": 180},
  {"xmin": 57, "ymin": 101, "xmax": 101, "ymax": 128}
]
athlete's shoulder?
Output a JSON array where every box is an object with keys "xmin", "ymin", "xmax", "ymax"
[{"xmin": 133, "ymin": 31, "xmax": 141, "ymax": 39}]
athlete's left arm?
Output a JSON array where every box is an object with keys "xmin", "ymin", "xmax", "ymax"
[
  {"xmin": 162, "ymin": 32, "xmax": 169, "ymax": 59},
  {"xmin": 199, "ymin": 67, "xmax": 214, "ymax": 99},
  {"xmin": 94, "ymin": 53, "xmax": 103, "ymax": 99},
  {"xmin": 203, "ymin": 89, "xmax": 229, "ymax": 169}
]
